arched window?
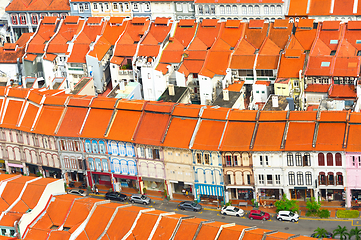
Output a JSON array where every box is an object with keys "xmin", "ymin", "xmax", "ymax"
[
  {"xmin": 318, "ymin": 153, "xmax": 325, "ymax": 166},
  {"xmin": 264, "ymin": 5, "xmax": 269, "ymax": 14},
  {"xmin": 242, "ymin": 5, "xmax": 247, "ymax": 14},
  {"xmin": 210, "ymin": 5, "xmax": 215, "ymax": 14},
  {"xmin": 205, "ymin": 5, "xmax": 209, "ymax": 14},
  {"xmin": 220, "ymin": 5, "xmax": 225, "ymax": 14},
  {"xmin": 327, "ymin": 153, "xmax": 333, "ymax": 166},
  {"xmin": 226, "ymin": 5, "xmax": 231, "ymax": 14},
  {"xmin": 254, "ymin": 5, "xmax": 260, "ymax": 14},
  {"xmin": 335, "ymin": 153, "xmax": 342, "ymax": 166},
  {"xmin": 276, "ymin": 5, "xmax": 282, "ymax": 14},
  {"xmin": 287, "ymin": 153, "xmax": 293, "ymax": 166},
  {"xmin": 295, "ymin": 153, "xmax": 302, "ymax": 166},
  {"xmin": 232, "ymin": 5, "xmax": 237, "ymax": 14},
  {"xmin": 297, "ymin": 172, "xmax": 304, "ymax": 185},
  {"xmin": 336, "ymin": 172, "xmax": 343, "ymax": 185},
  {"xmin": 319, "ymin": 172, "xmax": 326, "ymax": 185},
  {"xmin": 198, "ymin": 5, "xmax": 203, "ymax": 14},
  {"xmin": 303, "ymin": 153, "xmax": 311, "ymax": 166},
  {"xmin": 328, "ymin": 172, "xmax": 334, "ymax": 185},
  {"xmin": 270, "ymin": 5, "xmax": 275, "ymax": 14},
  {"xmin": 248, "ymin": 5, "xmax": 253, "ymax": 14},
  {"xmin": 288, "ymin": 172, "xmax": 295, "ymax": 185},
  {"xmin": 305, "ymin": 172, "xmax": 312, "ymax": 185}
]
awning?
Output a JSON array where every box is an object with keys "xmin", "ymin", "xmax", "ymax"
[
  {"xmin": 195, "ymin": 184, "xmax": 223, "ymax": 197},
  {"xmin": 169, "ymin": 180, "xmax": 178, "ymax": 183},
  {"xmin": 113, "ymin": 174, "xmax": 137, "ymax": 180},
  {"xmin": 8, "ymin": 163, "xmax": 23, "ymax": 168}
]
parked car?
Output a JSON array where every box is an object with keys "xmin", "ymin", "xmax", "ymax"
[
  {"xmin": 248, "ymin": 210, "xmax": 270, "ymax": 221},
  {"xmin": 129, "ymin": 194, "xmax": 151, "ymax": 205},
  {"xmin": 177, "ymin": 201, "xmax": 202, "ymax": 212},
  {"xmin": 276, "ymin": 211, "xmax": 299, "ymax": 222},
  {"xmin": 311, "ymin": 232, "xmax": 333, "ymax": 239},
  {"xmin": 105, "ymin": 192, "xmax": 127, "ymax": 201},
  {"xmin": 220, "ymin": 206, "xmax": 244, "ymax": 217},
  {"xmin": 68, "ymin": 189, "xmax": 86, "ymax": 197}
]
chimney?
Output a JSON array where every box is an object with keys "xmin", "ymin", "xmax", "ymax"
[
  {"xmin": 169, "ymin": 84, "xmax": 175, "ymax": 96},
  {"xmin": 272, "ymin": 95, "xmax": 279, "ymax": 108},
  {"xmin": 223, "ymin": 89, "xmax": 229, "ymax": 101}
]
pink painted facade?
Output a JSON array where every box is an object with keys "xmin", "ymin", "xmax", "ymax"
[{"xmin": 345, "ymin": 152, "xmax": 361, "ymax": 207}]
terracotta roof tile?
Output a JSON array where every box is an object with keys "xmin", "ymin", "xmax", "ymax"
[
  {"xmin": 217, "ymin": 225, "xmax": 249, "ymax": 240},
  {"xmin": 259, "ymin": 111, "xmax": 287, "ymax": 121},
  {"xmin": 144, "ymin": 102, "xmax": 175, "ymax": 113},
  {"xmin": 18, "ymin": 103, "xmax": 39, "ymax": 132},
  {"xmin": 125, "ymin": 210, "xmax": 165, "ymax": 240},
  {"xmin": 192, "ymin": 119, "xmax": 225, "ymax": 151},
  {"xmin": 305, "ymin": 84, "xmax": 330, "ymax": 93},
  {"xmin": 56, "ymin": 106, "xmax": 88, "ymax": 137},
  {"xmin": 195, "ymin": 222, "xmax": 224, "ymax": 239},
  {"xmin": 329, "ymin": 84, "xmax": 357, "ymax": 98},
  {"xmin": 162, "ymin": 117, "xmax": 197, "ymax": 149},
  {"xmin": 202, "ymin": 107, "xmax": 229, "ymax": 120},
  {"xmin": 308, "ymin": 0, "xmax": 332, "ymax": 15},
  {"xmin": 80, "ymin": 108, "xmax": 114, "ymax": 139},
  {"xmin": 220, "ymin": 122, "xmax": 254, "ymax": 151},
  {"xmin": 315, "ymin": 122, "xmax": 346, "ymax": 151},
  {"xmin": 64, "ymin": 198, "xmax": 101, "ymax": 228},
  {"xmin": 174, "ymin": 218, "xmax": 204, "ymax": 240},
  {"xmin": 319, "ymin": 111, "xmax": 347, "ymax": 121},
  {"xmin": 284, "ymin": 122, "xmax": 315, "ymax": 151},
  {"xmin": 116, "ymin": 100, "xmax": 145, "ymax": 111},
  {"xmin": 172, "ymin": 104, "xmax": 201, "ymax": 117},
  {"xmin": 5, "ymin": 0, "xmax": 69, "ymax": 12},
  {"xmin": 347, "ymin": 124, "xmax": 361, "ymax": 152},
  {"xmin": 1, "ymin": 99, "xmax": 25, "ymax": 128},
  {"xmin": 32, "ymin": 105, "xmax": 64, "ymax": 135},
  {"xmin": 287, "ymin": 0, "xmax": 308, "ymax": 16},
  {"xmin": 289, "ymin": 111, "xmax": 317, "ymax": 121},
  {"xmin": 333, "ymin": 0, "xmax": 354, "ymax": 15},
  {"xmin": 227, "ymin": 110, "xmax": 257, "ymax": 121},
  {"xmin": 253, "ymin": 122, "xmax": 285, "ymax": 151},
  {"xmin": 106, "ymin": 109, "xmax": 142, "ymax": 142},
  {"xmin": 151, "ymin": 214, "xmax": 183, "ymax": 239}
]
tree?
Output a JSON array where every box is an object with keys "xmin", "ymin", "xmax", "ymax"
[
  {"xmin": 313, "ymin": 227, "xmax": 328, "ymax": 239},
  {"xmin": 306, "ymin": 197, "xmax": 321, "ymax": 214},
  {"xmin": 350, "ymin": 227, "xmax": 361, "ymax": 240},
  {"xmin": 333, "ymin": 225, "xmax": 348, "ymax": 240},
  {"xmin": 274, "ymin": 194, "xmax": 299, "ymax": 213}
]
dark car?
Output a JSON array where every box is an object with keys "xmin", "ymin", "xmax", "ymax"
[
  {"xmin": 248, "ymin": 210, "xmax": 270, "ymax": 221},
  {"xmin": 311, "ymin": 232, "xmax": 333, "ymax": 239},
  {"xmin": 177, "ymin": 201, "xmax": 202, "ymax": 212},
  {"xmin": 105, "ymin": 192, "xmax": 127, "ymax": 201}
]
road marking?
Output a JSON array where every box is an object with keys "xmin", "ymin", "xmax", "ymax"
[
  {"xmin": 204, "ymin": 208, "xmax": 220, "ymax": 212},
  {"xmin": 352, "ymin": 220, "xmax": 361, "ymax": 226},
  {"xmin": 300, "ymin": 217, "xmax": 351, "ymax": 222}
]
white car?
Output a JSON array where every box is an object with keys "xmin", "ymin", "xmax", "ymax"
[
  {"xmin": 276, "ymin": 210, "xmax": 299, "ymax": 222},
  {"xmin": 68, "ymin": 189, "xmax": 86, "ymax": 197},
  {"xmin": 220, "ymin": 206, "xmax": 244, "ymax": 217}
]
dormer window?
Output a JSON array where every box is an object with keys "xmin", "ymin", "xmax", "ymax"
[{"xmin": 84, "ymin": 3, "xmax": 89, "ymax": 10}]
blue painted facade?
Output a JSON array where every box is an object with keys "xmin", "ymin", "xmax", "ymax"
[
  {"xmin": 131, "ymin": 2, "xmax": 152, "ymax": 17},
  {"xmin": 107, "ymin": 140, "xmax": 137, "ymax": 176},
  {"xmin": 70, "ymin": 1, "xmax": 92, "ymax": 18}
]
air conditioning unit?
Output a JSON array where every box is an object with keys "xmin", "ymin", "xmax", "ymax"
[
  {"xmin": 294, "ymin": 87, "xmax": 300, "ymax": 92},
  {"xmin": 239, "ymin": 77, "xmax": 246, "ymax": 81}
]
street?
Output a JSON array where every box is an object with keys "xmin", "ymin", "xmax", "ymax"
[{"xmin": 90, "ymin": 194, "xmax": 358, "ymax": 237}]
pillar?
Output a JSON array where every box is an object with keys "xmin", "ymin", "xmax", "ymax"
[{"xmin": 346, "ymin": 187, "xmax": 352, "ymax": 208}]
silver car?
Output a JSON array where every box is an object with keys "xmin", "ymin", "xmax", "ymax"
[{"xmin": 130, "ymin": 194, "xmax": 151, "ymax": 205}]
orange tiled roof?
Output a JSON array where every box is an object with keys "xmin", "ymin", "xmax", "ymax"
[
  {"xmin": 315, "ymin": 122, "xmax": 346, "ymax": 151},
  {"xmin": 253, "ymin": 122, "xmax": 285, "ymax": 151},
  {"xmin": 329, "ymin": 84, "xmax": 357, "ymax": 99},
  {"xmin": 333, "ymin": 0, "xmax": 354, "ymax": 15},
  {"xmin": 243, "ymin": 229, "xmax": 272, "ymax": 240},
  {"xmin": 172, "ymin": 104, "xmax": 202, "ymax": 117},
  {"xmin": 152, "ymin": 214, "xmax": 185, "ymax": 239},
  {"xmin": 174, "ymin": 218, "xmax": 204, "ymax": 240},
  {"xmin": 220, "ymin": 122, "xmax": 254, "ymax": 151},
  {"xmin": 5, "ymin": 0, "xmax": 70, "ymax": 11},
  {"xmin": 196, "ymin": 222, "xmax": 225, "ymax": 239},
  {"xmin": 106, "ymin": 109, "xmax": 142, "ymax": 142},
  {"xmin": 192, "ymin": 119, "xmax": 225, "ymax": 151},
  {"xmin": 285, "ymin": 122, "xmax": 315, "ymax": 151},
  {"xmin": 305, "ymin": 84, "xmax": 330, "ymax": 93},
  {"xmin": 347, "ymin": 124, "xmax": 361, "ymax": 152},
  {"xmin": 56, "ymin": 106, "xmax": 88, "ymax": 137},
  {"xmin": 162, "ymin": 117, "xmax": 197, "ymax": 149},
  {"xmin": 319, "ymin": 111, "xmax": 348, "ymax": 122},
  {"xmin": 287, "ymin": 0, "xmax": 308, "ymax": 16},
  {"xmin": 80, "ymin": 108, "xmax": 114, "ymax": 139},
  {"xmin": 308, "ymin": 0, "xmax": 332, "ymax": 16},
  {"xmin": 1, "ymin": 99, "xmax": 25, "ymax": 129},
  {"xmin": 218, "ymin": 225, "xmax": 249, "ymax": 240},
  {"xmin": 32, "ymin": 105, "xmax": 65, "ymax": 135}
]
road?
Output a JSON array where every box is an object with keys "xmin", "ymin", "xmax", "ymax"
[{"xmin": 91, "ymin": 194, "xmax": 358, "ymax": 237}]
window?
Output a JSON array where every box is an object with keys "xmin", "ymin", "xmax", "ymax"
[
  {"xmin": 198, "ymin": 5, "xmax": 203, "ymax": 14},
  {"xmin": 176, "ymin": 3, "xmax": 182, "ymax": 11},
  {"xmin": 264, "ymin": 5, "xmax": 269, "ymax": 14},
  {"xmin": 124, "ymin": 3, "xmax": 129, "ymax": 10},
  {"xmin": 295, "ymin": 153, "xmax": 302, "ymax": 166},
  {"xmin": 303, "ymin": 153, "xmax": 311, "ymax": 166},
  {"xmin": 318, "ymin": 153, "xmax": 325, "ymax": 166},
  {"xmin": 153, "ymin": 149, "xmax": 160, "ymax": 159},
  {"xmin": 99, "ymin": 143, "xmax": 105, "ymax": 154},
  {"xmin": 248, "ymin": 5, "xmax": 253, "ymax": 14},
  {"xmin": 84, "ymin": 3, "xmax": 89, "ymax": 10},
  {"xmin": 336, "ymin": 173, "xmax": 343, "ymax": 185},
  {"xmin": 287, "ymin": 153, "xmax": 293, "ymax": 166},
  {"xmin": 353, "ymin": 156, "xmax": 356, "ymax": 166},
  {"xmin": 1, "ymin": 229, "xmax": 5, "ymax": 236},
  {"xmin": 74, "ymin": 141, "xmax": 80, "ymax": 151},
  {"xmin": 113, "ymin": 3, "xmax": 118, "ymax": 10},
  {"xmin": 226, "ymin": 174, "xmax": 231, "ymax": 184},
  {"xmin": 327, "ymin": 153, "xmax": 333, "ymax": 166},
  {"xmin": 288, "ymin": 172, "xmax": 295, "ymax": 185},
  {"xmin": 197, "ymin": 153, "xmax": 202, "ymax": 164},
  {"xmin": 11, "ymin": 14, "xmax": 18, "ymax": 25},
  {"xmin": 60, "ymin": 140, "xmax": 66, "ymax": 151},
  {"xmin": 145, "ymin": 3, "xmax": 150, "ymax": 10},
  {"xmin": 226, "ymin": 5, "xmax": 231, "ymax": 14},
  {"xmin": 31, "ymin": 14, "xmax": 38, "ymax": 25},
  {"xmin": 242, "ymin": 5, "xmax": 247, "ymax": 14},
  {"xmin": 220, "ymin": 5, "xmax": 225, "ymax": 14},
  {"xmin": 260, "ymin": 155, "xmax": 263, "ymax": 165},
  {"xmin": 40, "ymin": 13, "xmax": 47, "ymax": 19},
  {"xmin": 102, "ymin": 159, "xmax": 108, "ymax": 172},
  {"xmin": 85, "ymin": 142, "xmax": 91, "ymax": 153},
  {"xmin": 359, "ymin": 156, "xmax": 361, "ymax": 167},
  {"xmin": 305, "ymin": 172, "xmax": 312, "ymax": 185},
  {"xmin": 328, "ymin": 172, "xmax": 334, "ymax": 185},
  {"xmin": 92, "ymin": 142, "xmax": 98, "ymax": 154},
  {"xmin": 319, "ymin": 173, "xmax": 326, "ymax": 185},
  {"xmin": 10, "ymin": 230, "xmax": 15, "ymax": 237},
  {"xmin": 254, "ymin": 5, "xmax": 260, "ymax": 14},
  {"xmin": 210, "ymin": 5, "xmax": 215, "ymax": 14},
  {"xmin": 146, "ymin": 148, "xmax": 153, "ymax": 159},
  {"xmin": 205, "ymin": 5, "xmax": 209, "ymax": 14},
  {"xmin": 225, "ymin": 155, "xmax": 231, "ymax": 166},
  {"xmin": 233, "ymin": 155, "xmax": 238, "ymax": 166},
  {"xmin": 105, "ymin": 3, "xmax": 109, "ymax": 10},
  {"xmin": 267, "ymin": 175, "xmax": 273, "ymax": 185},
  {"xmin": 297, "ymin": 172, "xmax": 304, "ymax": 185},
  {"xmin": 93, "ymin": 3, "xmax": 98, "ymax": 9},
  {"xmin": 20, "ymin": 14, "xmax": 26, "ymax": 25},
  {"xmin": 270, "ymin": 5, "xmax": 275, "ymax": 14},
  {"xmin": 88, "ymin": 158, "xmax": 94, "ymax": 171},
  {"xmin": 258, "ymin": 175, "xmax": 264, "ymax": 184},
  {"xmin": 275, "ymin": 175, "xmax": 280, "ymax": 184},
  {"xmin": 265, "ymin": 156, "xmax": 269, "ymax": 166},
  {"xmin": 335, "ymin": 153, "xmax": 342, "ymax": 166},
  {"xmin": 139, "ymin": 147, "xmax": 145, "ymax": 158},
  {"xmin": 232, "ymin": 5, "xmax": 237, "ymax": 14},
  {"xmin": 78, "ymin": 159, "xmax": 83, "ymax": 170},
  {"xmin": 276, "ymin": 5, "xmax": 282, "ymax": 14},
  {"xmin": 79, "ymin": 4, "xmax": 84, "ymax": 12},
  {"xmin": 204, "ymin": 153, "xmax": 210, "ymax": 164}
]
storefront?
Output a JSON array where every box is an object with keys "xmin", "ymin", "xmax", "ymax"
[
  {"xmin": 0, "ymin": 160, "xmax": 6, "ymax": 173},
  {"xmin": 42, "ymin": 166, "xmax": 62, "ymax": 179},
  {"xmin": 113, "ymin": 174, "xmax": 138, "ymax": 191},
  {"xmin": 227, "ymin": 187, "xmax": 253, "ymax": 200},
  {"xmin": 290, "ymin": 187, "xmax": 313, "ymax": 200},
  {"xmin": 90, "ymin": 172, "xmax": 112, "ymax": 187},
  {"xmin": 195, "ymin": 183, "xmax": 224, "ymax": 202},
  {"xmin": 320, "ymin": 189, "xmax": 344, "ymax": 201},
  {"xmin": 169, "ymin": 181, "xmax": 193, "ymax": 195},
  {"xmin": 26, "ymin": 163, "xmax": 38, "ymax": 175},
  {"xmin": 259, "ymin": 188, "xmax": 283, "ymax": 200},
  {"xmin": 7, "ymin": 161, "xmax": 24, "ymax": 174},
  {"xmin": 142, "ymin": 177, "xmax": 165, "ymax": 192}
]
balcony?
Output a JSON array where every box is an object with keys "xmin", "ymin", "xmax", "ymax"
[{"xmin": 119, "ymin": 69, "xmax": 133, "ymax": 75}]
